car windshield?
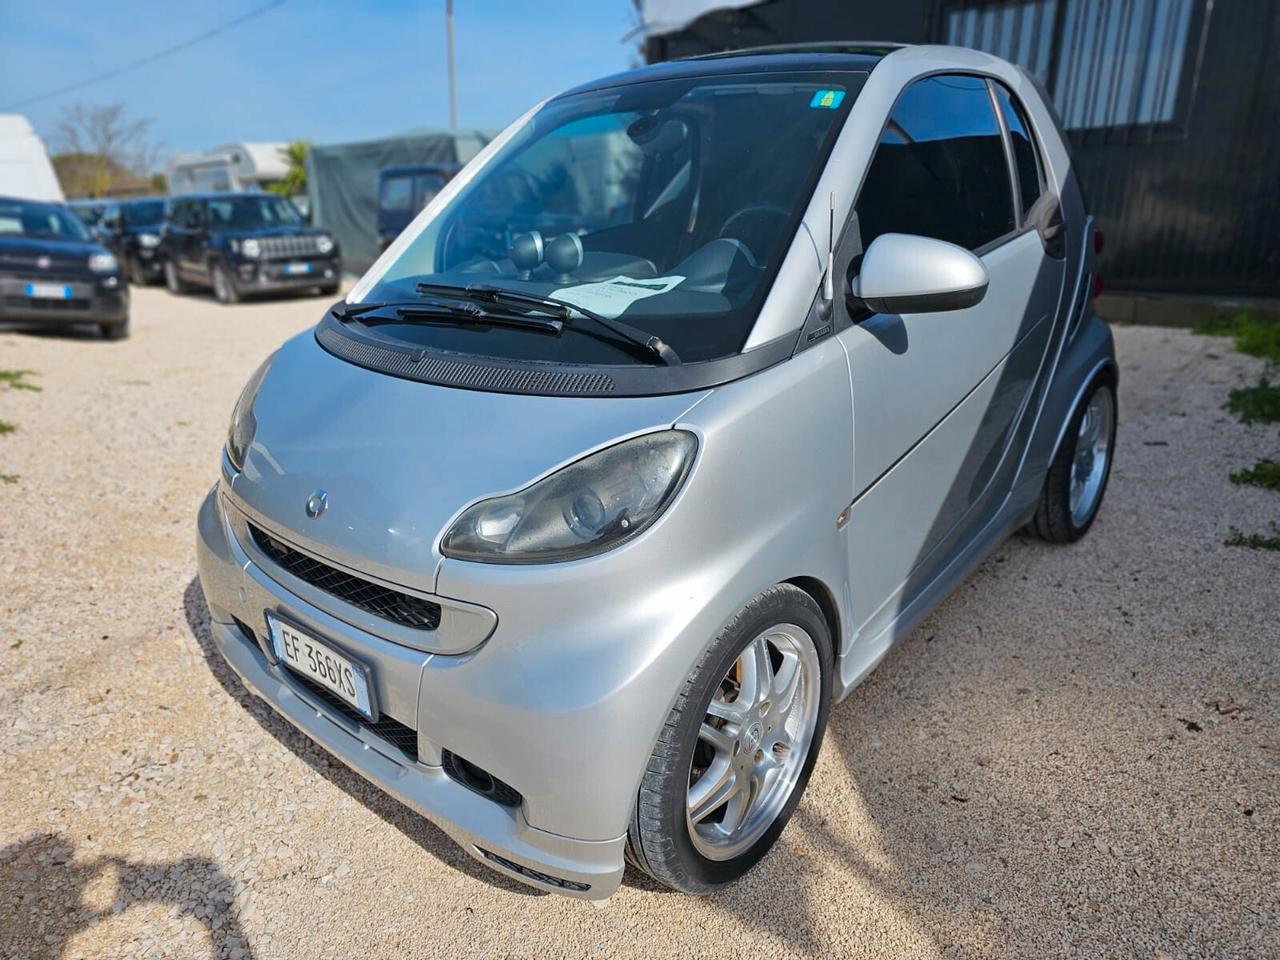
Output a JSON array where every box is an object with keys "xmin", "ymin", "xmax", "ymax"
[
  {"xmin": 0, "ymin": 199, "xmax": 91, "ymax": 242},
  {"xmin": 122, "ymin": 200, "xmax": 165, "ymax": 228},
  {"xmin": 207, "ymin": 195, "xmax": 302, "ymax": 230},
  {"xmin": 363, "ymin": 71, "xmax": 863, "ymax": 365},
  {"xmin": 72, "ymin": 203, "xmax": 105, "ymax": 226}
]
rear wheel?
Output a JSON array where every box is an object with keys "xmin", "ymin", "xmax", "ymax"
[
  {"xmin": 627, "ymin": 584, "xmax": 832, "ymax": 893},
  {"xmin": 1028, "ymin": 378, "xmax": 1117, "ymax": 543},
  {"xmin": 164, "ymin": 259, "xmax": 188, "ymax": 294},
  {"xmin": 212, "ymin": 263, "xmax": 240, "ymax": 304},
  {"xmin": 319, "ymin": 281, "xmax": 341, "ymax": 296}
]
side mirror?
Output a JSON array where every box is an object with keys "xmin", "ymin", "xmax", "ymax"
[{"xmin": 850, "ymin": 233, "xmax": 989, "ymax": 315}]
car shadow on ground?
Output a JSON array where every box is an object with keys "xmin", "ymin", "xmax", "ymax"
[
  {"xmin": 0, "ymin": 832, "xmax": 253, "ymax": 960},
  {"xmin": 0, "ymin": 322, "xmax": 109, "ymax": 341},
  {"xmin": 180, "ymin": 578, "xmax": 542, "ymax": 900}
]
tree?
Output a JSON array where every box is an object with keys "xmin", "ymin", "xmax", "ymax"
[
  {"xmin": 52, "ymin": 102, "xmax": 161, "ymax": 197},
  {"xmin": 269, "ymin": 141, "xmax": 311, "ymax": 198}
]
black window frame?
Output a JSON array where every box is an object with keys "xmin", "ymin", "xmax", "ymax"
[
  {"xmin": 989, "ymin": 80, "xmax": 1048, "ymax": 225},
  {"xmin": 849, "ymin": 71, "xmax": 1026, "ymax": 261}
]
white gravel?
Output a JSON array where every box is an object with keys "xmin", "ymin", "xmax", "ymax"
[{"xmin": 1, "ymin": 288, "xmax": 1277, "ymax": 960}]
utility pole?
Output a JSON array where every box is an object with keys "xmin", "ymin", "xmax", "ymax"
[{"xmin": 446, "ymin": 0, "xmax": 458, "ymax": 129}]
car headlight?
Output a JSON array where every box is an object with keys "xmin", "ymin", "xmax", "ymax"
[
  {"xmin": 88, "ymin": 252, "xmax": 118, "ymax": 273},
  {"xmin": 316, "ymin": 234, "xmax": 334, "ymax": 255},
  {"xmin": 240, "ymin": 238, "xmax": 262, "ymax": 259},
  {"xmin": 226, "ymin": 354, "xmax": 275, "ymax": 472},
  {"xmin": 441, "ymin": 430, "xmax": 697, "ymax": 563},
  {"xmin": 138, "ymin": 233, "xmax": 160, "ymax": 248}
]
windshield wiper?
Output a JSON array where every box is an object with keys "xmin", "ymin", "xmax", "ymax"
[
  {"xmin": 415, "ymin": 281, "xmax": 682, "ymax": 365},
  {"xmin": 335, "ymin": 299, "xmax": 563, "ymax": 334}
]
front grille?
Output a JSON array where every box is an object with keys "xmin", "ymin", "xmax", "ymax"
[
  {"xmin": 232, "ymin": 618, "xmax": 419, "ymax": 762},
  {"xmin": 3, "ymin": 272, "xmax": 88, "ymax": 284},
  {"xmin": 248, "ymin": 523, "xmax": 442, "ymax": 631},
  {"xmin": 3, "ymin": 295, "xmax": 91, "ymax": 310},
  {"xmin": 289, "ymin": 672, "xmax": 420, "ymax": 761},
  {"xmin": 258, "ymin": 235, "xmax": 322, "ymax": 259}
]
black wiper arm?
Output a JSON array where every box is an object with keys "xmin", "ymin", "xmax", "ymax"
[
  {"xmin": 363, "ymin": 303, "xmax": 564, "ymax": 334},
  {"xmin": 331, "ymin": 299, "xmax": 425, "ymax": 321},
  {"xmin": 415, "ymin": 281, "xmax": 682, "ymax": 366}
]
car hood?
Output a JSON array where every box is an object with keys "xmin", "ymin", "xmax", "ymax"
[
  {"xmin": 229, "ymin": 329, "xmax": 708, "ymax": 594},
  {"xmin": 0, "ymin": 235, "xmax": 106, "ymax": 272}
]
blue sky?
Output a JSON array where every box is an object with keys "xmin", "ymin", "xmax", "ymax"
[{"xmin": 0, "ymin": 1, "xmax": 639, "ymax": 161}]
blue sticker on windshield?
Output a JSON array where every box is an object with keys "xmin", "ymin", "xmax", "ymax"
[{"xmin": 809, "ymin": 89, "xmax": 845, "ymax": 109}]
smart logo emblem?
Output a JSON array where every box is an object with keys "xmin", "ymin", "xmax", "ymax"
[{"xmin": 305, "ymin": 490, "xmax": 328, "ymax": 519}]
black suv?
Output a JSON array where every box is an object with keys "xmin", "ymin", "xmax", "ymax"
[
  {"xmin": 99, "ymin": 197, "xmax": 168, "ymax": 285},
  {"xmin": 160, "ymin": 193, "xmax": 340, "ymax": 304},
  {"xmin": 0, "ymin": 195, "xmax": 129, "ymax": 339}
]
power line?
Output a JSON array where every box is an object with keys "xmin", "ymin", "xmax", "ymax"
[{"xmin": 3, "ymin": 0, "xmax": 287, "ymax": 111}]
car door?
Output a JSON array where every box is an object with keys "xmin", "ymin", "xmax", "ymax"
[
  {"xmin": 166, "ymin": 199, "xmax": 194, "ymax": 277},
  {"xmin": 186, "ymin": 199, "xmax": 213, "ymax": 283},
  {"xmin": 839, "ymin": 74, "xmax": 1067, "ymax": 643}
]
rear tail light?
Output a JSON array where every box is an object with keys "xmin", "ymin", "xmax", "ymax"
[
  {"xmin": 1093, "ymin": 226, "xmax": 1105, "ymax": 254},
  {"xmin": 1092, "ymin": 274, "xmax": 1104, "ymax": 299}
]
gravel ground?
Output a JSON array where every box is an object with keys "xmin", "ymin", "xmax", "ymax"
[{"xmin": 1, "ymin": 287, "xmax": 1277, "ymax": 960}]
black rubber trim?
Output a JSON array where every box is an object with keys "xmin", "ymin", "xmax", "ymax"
[{"xmin": 314, "ymin": 310, "xmax": 798, "ymax": 398}]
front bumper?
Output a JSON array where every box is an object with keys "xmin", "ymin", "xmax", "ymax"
[
  {"xmin": 0, "ymin": 275, "xmax": 128, "ymax": 324},
  {"xmin": 196, "ymin": 486, "xmax": 626, "ymax": 898},
  {"xmin": 233, "ymin": 256, "xmax": 340, "ymax": 294},
  {"xmin": 130, "ymin": 247, "xmax": 165, "ymax": 281}
]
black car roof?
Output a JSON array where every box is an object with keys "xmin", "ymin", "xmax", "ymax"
[{"xmin": 559, "ymin": 43, "xmax": 897, "ymax": 99}]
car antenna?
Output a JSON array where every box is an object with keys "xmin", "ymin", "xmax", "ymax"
[{"xmin": 818, "ymin": 192, "xmax": 835, "ymax": 321}]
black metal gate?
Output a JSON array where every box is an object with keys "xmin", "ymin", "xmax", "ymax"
[{"xmin": 935, "ymin": 0, "xmax": 1280, "ymax": 297}]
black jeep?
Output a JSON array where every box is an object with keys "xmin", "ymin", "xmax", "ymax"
[{"xmin": 160, "ymin": 193, "xmax": 340, "ymax": 304}]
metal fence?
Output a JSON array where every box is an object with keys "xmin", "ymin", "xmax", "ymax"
[{"xmin": 937, "ymin": 0, "xmax": 1279, "ymax": 297}]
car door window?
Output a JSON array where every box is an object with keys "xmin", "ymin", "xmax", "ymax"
[
  {"xmin": 381, "ymin": 175, "xmax": 413, "ymax": 214},
  {"xmin": 856, "ymin": 74, "xmax": 1015, "ymax": 252},
  {"xmin": 993, "ymin": 83, "xmax": 1044, "ymax": 221}
]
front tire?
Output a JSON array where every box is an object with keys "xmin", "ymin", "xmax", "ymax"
[
  {"xmin": 211, "ymin": 263, "xmax": 240, "ymax": 304},
  {"xmin": 164, "ymin": 259, "xmax": 188, "ymax": 295},
  {"xmin": 100, "ymin": 317, "xmax": 129, "ymax": 340},
  {"xmin": 627, "ymin": 584, "xmax": 832, "ymax": 894},
  {"xmin": 1028, "ymin": 377, "xmax": 1117, "ymax": 543}
]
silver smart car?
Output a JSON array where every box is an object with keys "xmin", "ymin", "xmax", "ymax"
[{"xmin": 197, "ymin": 43, "xmax": 1116, "ymax": 898}]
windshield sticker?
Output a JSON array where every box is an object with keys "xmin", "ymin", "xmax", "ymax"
[
  {"xmin": 809, "ymin": 89, "xmax": 846, "ymax": 110},
  {"xmin": 551, "ymin": 275, "xmax": 685, "ymax": 319}
]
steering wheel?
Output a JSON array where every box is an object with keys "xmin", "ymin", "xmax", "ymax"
[{"xmin": 717, "ymin": 204, "xmax": 792, "ymax": 264}]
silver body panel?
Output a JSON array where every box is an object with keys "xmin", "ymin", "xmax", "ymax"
[{"xmin": 197, "ymin": 45, "xmax": 1115, "ymax": 899}]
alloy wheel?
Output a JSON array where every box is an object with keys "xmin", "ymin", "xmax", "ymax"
[
  {"xmin": 686, "ymin": 624, "xmax": 821, "ymax": 861},
  {"xmin": 1069, "ymin": 384, "xmax": 1114, "ymax": 526}
]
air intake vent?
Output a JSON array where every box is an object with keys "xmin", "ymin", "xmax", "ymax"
[{"xmin": 442, "ymin": 750, "xmax": 522, "ymax": 808}]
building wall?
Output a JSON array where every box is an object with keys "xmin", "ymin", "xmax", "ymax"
[{"xmin": 645, "ymin": 0, "xmax": 1280, "ymax": 298}]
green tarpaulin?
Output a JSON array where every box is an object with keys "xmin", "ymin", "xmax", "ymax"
[{"xmin": 307, "ymin": 128, "xmax": 493, "ymax": 273}]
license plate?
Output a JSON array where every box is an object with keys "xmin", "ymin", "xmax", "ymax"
[
  {"xmin": 284, "ymin": 262, "xmax": 312, "ymax": 275},
  {"xmin": 266, "ymin": 615, "xmax": 374, "ymax": 719},
  {"xmin": 25, "ymin": 282, "xmax": 72, "ymax": 299}
]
